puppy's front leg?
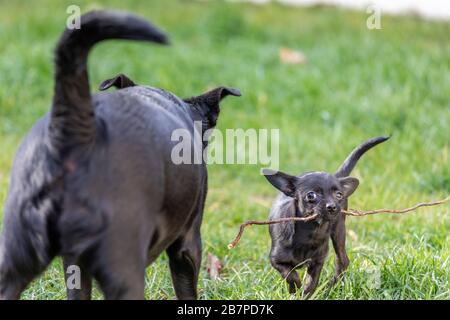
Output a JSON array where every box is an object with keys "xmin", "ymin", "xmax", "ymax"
[
  {"xmin": 270, "ymin": 257, "xmax": 301, "ymax": 294},
  {"xmin": 330, "ymin": 215, "xmax": 350, "ymax": 285},
  {"xmin": 166, "ymin": 220, "xmax": 202, "ymax": 300},
  {"xmin": 303, "ymin": 260, "xmax": 325, "ymax": 298}
]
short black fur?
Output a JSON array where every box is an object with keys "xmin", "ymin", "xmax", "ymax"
[
  {"xmin": 263, "ymin": 136, "xmax": 389, "ymax": 297},
  {"xmin": 0, "ymin": 10, "xmax": 240, "ymax": 300}
]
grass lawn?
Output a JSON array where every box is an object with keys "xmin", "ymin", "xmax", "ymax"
[{"xmin": 0, "ymin": 0, "xmax": 448, "ymax": 299}]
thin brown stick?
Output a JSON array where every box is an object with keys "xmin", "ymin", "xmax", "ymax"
[
  {"xmin": 228, "ymin": 196, "xmax": 449, "ymax": 249},
  {"xmin": 227, "ymin": 214, "xmax": 319, "ymax": 249},
  {"xmin": 342, "ymin": 195, "xmax": 450, "ymax": 216}
]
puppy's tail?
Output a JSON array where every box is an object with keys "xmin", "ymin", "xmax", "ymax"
[
  {"xmin": 335, "ymin": 136, "xmax": 390, "ymax": 178},
  {"xmin": 49, "ymin": 10, "xmax": 168, "ymax": 156}
]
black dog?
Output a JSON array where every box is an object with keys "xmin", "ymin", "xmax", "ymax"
[
  {"xmin": 263, "ymin": 136, "xmax": 389, "ymax": 297},
  {"xmin": 0, "ymin": 11, "xmax": 240, "ymax": 300}
]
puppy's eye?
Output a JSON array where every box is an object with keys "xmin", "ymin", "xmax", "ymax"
[
  {"xmin": 305, "ymin": 191, "xmax": 317, "ymax": 202},
  {"xmin": 335, "ymin": 191, "xmax": 343, "ymax": 200}
]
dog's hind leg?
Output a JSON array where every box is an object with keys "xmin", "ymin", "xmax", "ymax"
[
  {"xmin": 166, "ymin": 215, "xmax": 202, "ymax": 300},
  {"xmin": 63, "ymin": 256, "xmax": 92, "ymax": 300},
  {"xmin": 95, "ymin": 265, "xmax": 146, "ymax": 300},
  {"xmin": 0, "ymin": 258, "xmax": 31, "ymax": 300},
  {"xmin": 0, "ymin": 233, "xmax": 53, "ymax": 300},
  {"xmin": 0, "ymin": 274, "xmax": 30, "ymax": 300},
  {"xmin": 90, "ymin": 234, "xmax": 147, "ymax": 300},
  {"xmin": 94, "ymin": 262, "xmax": 146, "ymax": 300}
]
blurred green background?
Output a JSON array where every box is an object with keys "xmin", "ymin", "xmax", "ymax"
[{"xmin": 0, "ymin": 0, "xmax": 448, "ymax": 299}]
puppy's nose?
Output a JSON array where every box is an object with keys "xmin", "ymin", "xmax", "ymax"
[{"xmin": 326, "ymin": 203, "xmax": 337, "ymax": 213}]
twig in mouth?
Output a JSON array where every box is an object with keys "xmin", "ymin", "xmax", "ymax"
[
  {"xmin": 228, "ymin": 196, "xmax": 449, "ymax": 249},
  {"xmin": 342, "ymin": 196, "xmax": 450, "ymax": 216},
  {"xmin": 227, "ymin": 214, "xmax": 319, "ymax": 249}
]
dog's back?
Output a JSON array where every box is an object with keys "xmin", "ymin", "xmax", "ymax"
[{"xmin": 0, "ymin": 10, "xmax": 210, "ymax": 300}]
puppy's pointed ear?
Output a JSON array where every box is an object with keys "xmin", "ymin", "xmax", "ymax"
[
  {"xmin": 339, "ymin": 177, "xmax": 359, "ymax": 198},
  {"xmin": 184, "ymin": 87, "xmax": 241, "ymax": 128},
  {"xmin": 99, "ymin": 74, "xmax": 136, "ymax": 91},
  {"xmin": 262, "ymin": 169, "xmax": 298, "ymax": 198}
]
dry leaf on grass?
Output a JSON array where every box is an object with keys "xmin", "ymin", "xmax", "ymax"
[
  {"xmin": 279, "ymin": 47, "xmax": 307, "ymax": 65},
  {"xmin": 206, "ymin": 253, "xmax": 223, "ymax": 280}
]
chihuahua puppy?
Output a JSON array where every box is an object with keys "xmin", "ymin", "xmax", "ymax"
[{"xmin": 263, "ymin": 136, "xmax": 389, "ymax": 297}]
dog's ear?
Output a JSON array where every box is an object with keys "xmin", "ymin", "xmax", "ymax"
[
  {"xmin": 262, "ymin": 168, "xmax": 299, "ymax": 198},
  {"xmin": 189, "ymin": 86, "xmax": 241, "ymax": 104},
  {"xmin": 184, "ymin": 87, "xmax": 241, "ymax": 128},
  {"xmin": 99, "ymin": 74, "xmax": 136, "ymax": 91},
  {"xmin": 339, "ymin": 177, "xmax": 359, "ymax": 198}
]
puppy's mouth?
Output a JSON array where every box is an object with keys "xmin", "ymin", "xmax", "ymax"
[
  {"xmin": 305, "ymin": 207, "xmax": 341, "ymax": 222},
  {"xmin": 301, "ymin": 208, "xmax": 340, "ymax": 222},
  {"xmin": 321, "ymin": 209, "xmax": 341, "ymax": 220}
]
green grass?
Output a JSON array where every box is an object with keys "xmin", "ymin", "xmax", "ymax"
[{"xmin": 0, "ymin": 0, "xmax": 449, "ymax": 299}]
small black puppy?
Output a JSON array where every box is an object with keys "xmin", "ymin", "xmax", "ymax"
[
  {"xmin": 0, "ymin": 11, "xmax": 240, "ymax": 300},
  {"xmin": 263, "ymin": 136, "xmax": 389, "ymax": 297}
]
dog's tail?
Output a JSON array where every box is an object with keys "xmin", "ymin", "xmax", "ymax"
[
  {"xmin": 335, "ymin": 136, "xmax": 390, "ymax": 178},
  {"xmin": 49, "ymin": 10, "xmax": 168, "ymax": 156}
]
